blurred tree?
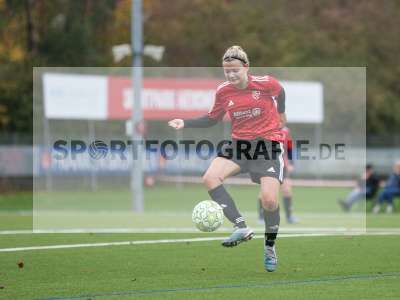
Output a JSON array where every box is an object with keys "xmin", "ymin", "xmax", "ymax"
[
  {"xmin": 0, "ymin": 0, "xmax": 117, "ymax": 140},
  {"xmin": 0, "ymin": 0, "xmax": 398, "ymax": 142}
]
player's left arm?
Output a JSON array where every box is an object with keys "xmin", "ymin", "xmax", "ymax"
[
  {"xmin": 279, "ymin": 113, "xmax": 287, "ymax": 128},
  {"xmin": 267, "ymin": 76, "xmax": 286, "ymax": 127},
  {"xmin": 276, "ymin": 87, "xmax": 286, "ymax": 128}
]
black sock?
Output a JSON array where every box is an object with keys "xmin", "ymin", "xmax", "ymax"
[
  {"xmin": 283, "ymin": 196, "xmax": 292, "ymax": 219},
  {"xmin": 208, "ymin": 185, "xmax": 246, "ymax": 228},
  {"xmin": 263, "ymin": 206, "xmax": 280, "ymax": 246}
]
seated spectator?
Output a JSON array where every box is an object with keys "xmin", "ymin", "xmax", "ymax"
[
  {"xmin": 338, "ymin": 164, "xmax": 379, "ymax": 212},
  {"xmin": 373, "ymin": 161, "xmax": 400, "ymax": 214}
]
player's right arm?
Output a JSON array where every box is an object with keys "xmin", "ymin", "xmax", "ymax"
[
  {"xmin": 168, "ymin": 118, "xmax": 185, "ymax": 130},
  {"xmin": 168, "ymin": 116, "xmax": 219, "ymax": 130},
  {"xmin": 168, "ymin": 86, "xmax": 226, "ymax": 130}
]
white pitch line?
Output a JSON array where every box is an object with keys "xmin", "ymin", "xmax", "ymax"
[
  {"xmin": 0, "ymin": 234, "xmax": 332, "ymax": 253},
  {"xmin": 0, "ymin": 236, "xmax": 226, "ymax": 253},
  {"xmin": 1, "ymin": 227, "xmax": 400, "ymax": 235},
  {"xmin": 1, "ymin": 232, "xmax": 400, "ymax": 253}
]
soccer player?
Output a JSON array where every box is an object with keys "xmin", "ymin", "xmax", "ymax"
[
  {"xmin": 257, "ymin": 126, "xmax": 299, "ymax": 224},
  {"xmin": 373, "ymin": 161, "xmax": 400, "ymax": 214},
  {"xmin": 168, "ymin": 45, "xmax": 286, "ymax": 272}
]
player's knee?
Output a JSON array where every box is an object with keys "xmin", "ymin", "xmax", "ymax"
[
  {"xmin": 202, "ymin": 173, "xmax": 223, "ymax": 189},
  {"xmin": 260, "ymin": 193, "xmax": 278, "ymax": 211}
]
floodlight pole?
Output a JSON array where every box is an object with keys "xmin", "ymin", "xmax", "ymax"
[{"xmin": 131, "ymin": 0, "xmax": 144, "ymax": 212}]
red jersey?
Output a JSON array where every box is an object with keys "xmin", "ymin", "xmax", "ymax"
[{"xmin": 208, "ymin": 75, "xmax": 284, "ymax": 142}]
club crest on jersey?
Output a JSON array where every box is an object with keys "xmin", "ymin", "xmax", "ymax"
[{"xmin": 252, "ymin": 90, "xmax": 261, "ymax": 100}]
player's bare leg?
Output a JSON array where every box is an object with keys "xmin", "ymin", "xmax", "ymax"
[
  {"xmin": 282, "ymin": 178, "xmax": 299, "ymax": 223},
  {"xmin": 203, "ymin": 157, "xmax": 240, "ymax": 190},
  {"xmin": 203, "ymin": 157, "xmax": 253, "ymax": 247},
  {"xmin": 260, "ymin": 176, "xmax": 280, "ymax": 272}
]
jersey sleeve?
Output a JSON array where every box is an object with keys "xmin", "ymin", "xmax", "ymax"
[
  {"xmin": 207, "ymin": 90, "xmax": 225, "ymax": 120},
  {"xmin": 265, "ymin": 76, "xmax": 283, "ymax": 97}
]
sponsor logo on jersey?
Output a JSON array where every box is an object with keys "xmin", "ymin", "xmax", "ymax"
[
  {"xmin": 232, "ymin": 107, "xmax": 262, "ymax": 119},
  {"xmin": 232, "ymin": 109, "xmax": 251, "ymax": 118},
  {"xmin": 252, "ymin": 108, "xmax": 261, "ymax": 117},
  {"xmin": 228, "ymin": 100, "xmax": 235, "ymax": 107}
]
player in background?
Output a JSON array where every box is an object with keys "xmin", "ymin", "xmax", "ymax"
[
  {"xmin": 168, "ymin": 45, "xmax": 286, "ymax": 272},
  {"xmin": 257, "ymin": 126, "xmax": 299, "ymax": 224}
]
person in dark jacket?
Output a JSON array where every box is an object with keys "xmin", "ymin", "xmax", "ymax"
[{"xmin": 338, "ymin": 164, "xmax": 380, "ymax": 212}]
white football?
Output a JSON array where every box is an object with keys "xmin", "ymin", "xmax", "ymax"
[{"xmin": 192, "ymin": 200, "xmax": 224, "ymax": 232}]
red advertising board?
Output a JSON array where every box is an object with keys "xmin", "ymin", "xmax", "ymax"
[{"xmin": 108, "ymin": 76, "xmax": 222, "ymax": 120}]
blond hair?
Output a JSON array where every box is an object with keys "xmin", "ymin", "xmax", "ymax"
[{"xmin": 222, "ymin": 45, "xmax": 249, "ymax": 66}]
